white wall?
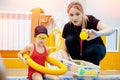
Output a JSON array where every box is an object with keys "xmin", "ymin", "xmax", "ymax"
[
  {"xmin": 0, "ymin": 0, "xmax": 67, "ymax": 14},
  {"xmin": 86, "ymin": 0, "xmax": 120, "ymax": 34}
]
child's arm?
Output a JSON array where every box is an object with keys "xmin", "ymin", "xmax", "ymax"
[{"xmin": 18, "ymin": 44, "xmax": 33, "ymax": 64}]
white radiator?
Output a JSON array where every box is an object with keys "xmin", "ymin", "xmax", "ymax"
[{"xmin": 0, "ymin": 11, "xmax": 31, "ymax": 50}]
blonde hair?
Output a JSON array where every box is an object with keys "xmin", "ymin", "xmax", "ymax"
[{"xmin": 67, "ymin": 1, "xmax": 88, "ymax": 29}]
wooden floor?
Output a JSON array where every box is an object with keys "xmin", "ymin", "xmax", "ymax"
[
  {"xmin": 5, "ymin": 68, "xmax": 120, "ymax": 80},
  {"xmin": 7, "ymin": 68, "xmax": 27, "ymax": 76},
  {"xmin": 6, "ymin": 68, "xmax": 120, "ymax": 76}
]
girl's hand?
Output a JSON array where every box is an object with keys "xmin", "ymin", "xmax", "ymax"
[
  {"xmin": 18, "ymin": 52, "xmax": 28, "ymax": 65},
  {"xmin": 22, "ymin": 57, "xmax": 27, "ymax": 65}
]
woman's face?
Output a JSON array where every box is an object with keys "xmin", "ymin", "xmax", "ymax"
[{"xmin": 68, "ymin": 7, "xmax": 83, "ymax": 26}]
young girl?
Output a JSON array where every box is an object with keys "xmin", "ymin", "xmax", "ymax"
[{"xmin": 18, "ymin": 25, "xmax": 60, "ymax": 80}]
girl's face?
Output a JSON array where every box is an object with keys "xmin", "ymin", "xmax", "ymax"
[
  {"xmin": 68, "ymin": 7, "xmax": 83, "ymax": 26},
  {"xmin": 36, "ymin": 34, "xmax": 47, "ymax": 46}
]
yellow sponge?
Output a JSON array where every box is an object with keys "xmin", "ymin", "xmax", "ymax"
[{"xmin": 79, "ymin": 31, "xmax": 88, "ymax": 40}]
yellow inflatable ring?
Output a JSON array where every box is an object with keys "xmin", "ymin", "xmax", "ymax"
[
  {"xmin": 23, "ymin": 54, "xmax": 68, "ymax": 75},
  {"xmin": 51, "ymin": 29, "xmax": 62, "ymax": 51}
]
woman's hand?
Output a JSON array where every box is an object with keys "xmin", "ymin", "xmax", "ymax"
[{"xmin": 86, "ymin": 29, "xmax": 99, "ymax": 41}]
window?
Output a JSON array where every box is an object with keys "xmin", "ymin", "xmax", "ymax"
[{"xmin": 106, "ymin": 28, "xmax": 119, "ymax": 52}]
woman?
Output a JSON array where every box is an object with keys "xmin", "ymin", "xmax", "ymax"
[
  {"xmin": 18, "ymin": 26, "xmax": 60, "ymax": 80},
  {"xmin": 61, "ymin": 1, "xmax": 115, "ymax": 65}
]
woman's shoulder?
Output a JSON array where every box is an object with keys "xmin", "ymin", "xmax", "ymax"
[
  {"xmin": 65, "ymin": 22, "xmax": 71, "ymax": 27},
  {"xmin": 86, "ymin": 15, "xmax": 98, "ymax": 20},
  {"xmin": 63, "ymin": 23, "xmax": 70, "ymax": 32},
  {"xmin": 86, "ymin": 15, "xmax": 100, "ymax": 26},
  {"xmin": 64, "ymin": 22, "xmax": 74, "ymax": 29}
]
